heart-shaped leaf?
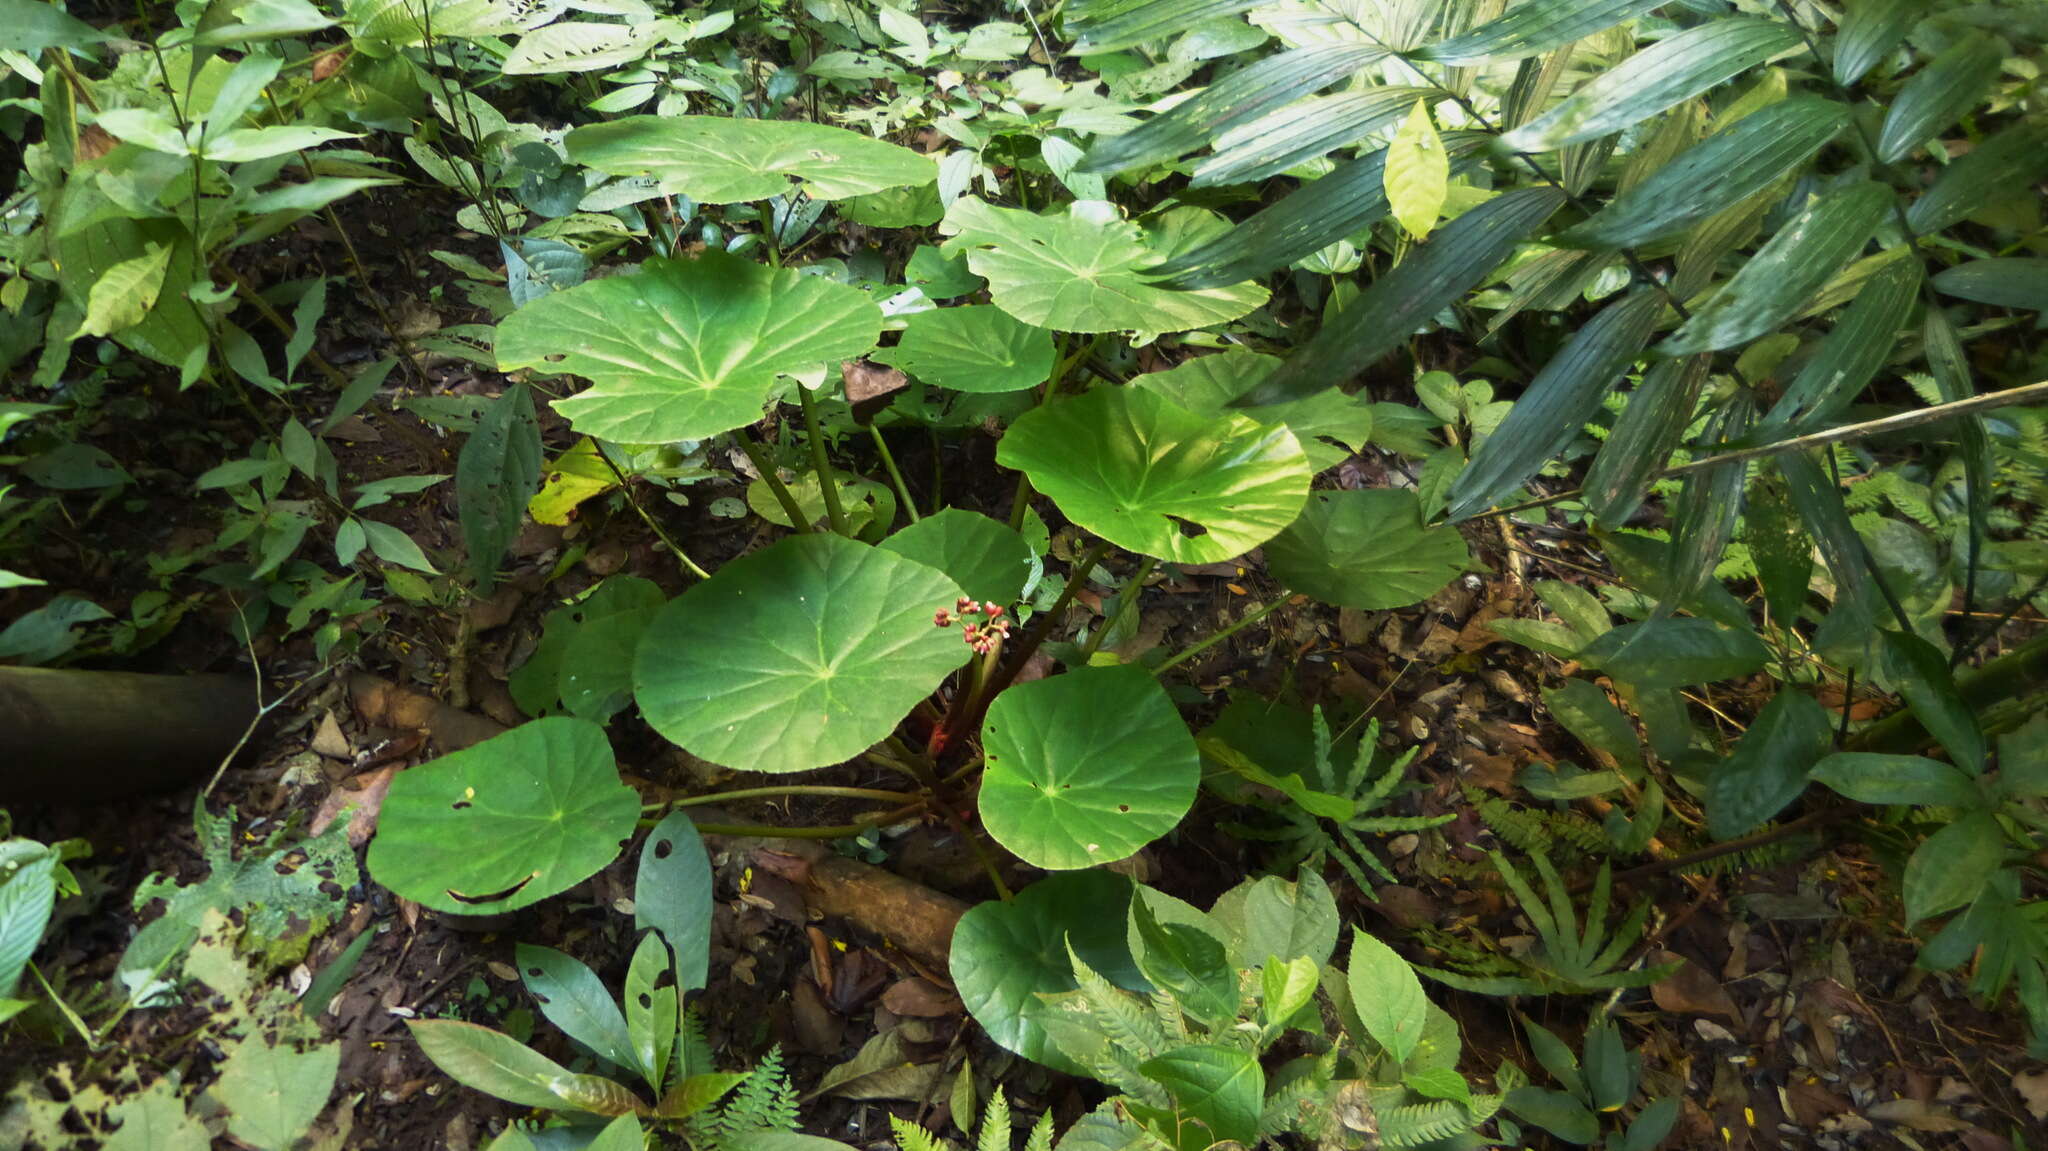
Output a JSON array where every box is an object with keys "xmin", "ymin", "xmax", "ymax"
[
  {"xmin": 879, "ymin": 509, "xmax": 1035, "ymax": 604},
  {"xmin": 496, "ymin": 252, "xmax": 881, "ymax": 443},
  {"xmin": 997, "ymin": 387, "xmax": 1311, "ymax": 564},
  {"xmin": 367, "ymin": 717, "xmax": 640, "ymax": 914},
  {"xmin": 1263, "ymin": 489, "xmax": 1469, "ymax": 610},
  {"xmin": 949, "ymin": 871, "xmax": 1143, "ymax": 1073},
  {"xmin": 566, "ymin": 115, "xmax": 936, "ymax": 203},
  {"xmin": 633, "ymin": 534, "xmax": 968, "ymax": 774},
  {"xmin": 980, "ymin": 665, "xmax": 1200, "ymax": 869},
  {"xmin": 939, "ymin": 198, "xmax": 1266, "ymax": 335},
  {"xmin": 872, "ymin": 305, "xmax": 1054, "ymax": 394}
]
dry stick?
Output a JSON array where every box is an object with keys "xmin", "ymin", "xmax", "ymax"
[{"xmin": 1479, "ymin": 379, "xmax": 2048, "ymax": 520}]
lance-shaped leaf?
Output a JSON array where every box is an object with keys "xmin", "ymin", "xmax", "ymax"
[
  {"xmin": 1385, "ymin": 99, "xmax": 1449, "ymax": 240},
  {"xmin": 566, "ymin": 115, "xmax": 935, "ymax": 203},
  {"xmin": 408, "ymin": 1019, "xmax": 643, "ymax": 1115},
  {"xmin": 1498, "ymin": 19, "xmax": 1804, "ymax": 153},
  {"xmin": 1079, "ymin": 45, "xmax": 1386, "ymax": 175},
  {"xmin": 1758, "ymin": 256, "xmax": 1921, "ymax": 436},
  {"xmin": 1582, "ymin": 355, "xmax": 1710, "ymax": 527},
  {"xmin": 1445, "ymin": 289, "xmax": 1661, "ymax": 520},
  {"xmin": 1877, "ymin": 32, "xmax": 2000, "ymax": 163},
  {"xmin": 1907, "ymin": 120, "xmax": 2048, "ymax": 236},
  {"xmin": 1193, "ymin": 87, "xmax": 1439, "ymax": 188},
  {"xmin": 1561, "ymin": 98, "xmax": 1845, "ymax": 248},
  {"xmin": 1418, "ymin": 0, "xmax": 1668, "ymax": 65},
  {"xmin": 996, "ymin": 387, "xmax": 1311, "ymax": 564},
  {"xmin": 1241, "ymin": 187, "xmax": 1564, "ymax": 407},
  {"xmin": 940, "ymin": 198, "xmax": 1266, "ymax": 335},
  {"xmin": 1924, "ymin": 304, "xmax": 1992, "ymax": 584},
  {"xmin": 1776, "ymin": 449, "xmax": 1872, "ymax": 616},
  {"xmin": 1264, "ymin": 489, "xmax": 1469, "ymax": 609},
  {"xmin": 1836, "ymin": 0, "xmax": 1927, "ymax": 85},
  {"xmin": 1153, "ymin": 133, "xmax": 1491, "ymax": 288},
  {"xmin": 1068, "ymin": 0, "xmax": 1265, "ymax": 54},
  {"xmin": 633, "ymin": 534, "xmax": 969, "ymax": 774},
  {"xmin": 496, "ymin": 252, "xmax": 881, "ymax": 443},
  {"xmin": 980, "ymin": 665, "xmax": 1200, "ymax": 870},
  {"xmin": 1932, "ymin": 259, "xmax": 2048, "ymax": 313},
  {"xmin": 1659, "ymin": 181, "xmax": 1890, "ymax": 356}
]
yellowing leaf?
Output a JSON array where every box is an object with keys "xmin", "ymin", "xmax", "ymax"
[
  {"xmin": 1383, "ymin": 100, "xmax": 1447, "ymax": 240},
  {"xmin": 529, "ymin": 438, "xmax": 618, "ymax": 526},
  {"xmin": 72, "ymin": 242, "xmax": 174, "ymax": 339}
]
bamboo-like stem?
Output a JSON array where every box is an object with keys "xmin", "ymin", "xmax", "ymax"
[{"xmin": 737, "ymin": 431, "xmax": 812, "ymax": 533}]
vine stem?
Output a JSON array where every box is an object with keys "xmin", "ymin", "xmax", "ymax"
[
  {"xmin": 1475, "ymin": 377, "xmax": 2048, "ymax": 521},
  {"xmin": 737, "ymin": 430, "xmax": 812, "ymax": 533},
  {"xmin": 1154, "ymin": 593, "xmax": 1297, "ymax": 674},
  {"xmin": 798, "ymin": 385, "xmax": 850, "ymax": 535},
  {"xmin": 678, "ymin": 808, "xmax": 922, "ymax": 840},
  {"xmin": 868, "ymin": 425, "xmax": 919, "ymax": 523},
  {"xmin": 640, "ymin": 785, "xmax": 918, "ymax": 810},
  {"xmin": 597, "ymin": 444, "xmax": 711, "ymax": 580}
]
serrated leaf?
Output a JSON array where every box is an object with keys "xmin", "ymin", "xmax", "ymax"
[
  {"xmin": 1658, "ymin": 181, "xmax": 1891, "ymax": 356},
  {"xmin": 1136, "ymin": 1045, "xmax": 1264, "ymax": 1147},
  {"xmin": 1499, "ymin": 18, "xmax": 1803, "ymax": 152},
  {"xmin": 1877, "ymin": 33, "xmax": 2000, "ymax": 162},
  {"xmin": 1345, "ymin": 928, "xmax": 1428, "ymax": 1064},
  {"xmin": 567, "ymin": 115, "xmax": 935, "ymax": 203},
  {"xmin": 1081, "ymin": 45, "xmax": 1385, "ymax": 175},
  {"xmin": 1385, "ymin": 100, "xmax": 1448, "ymax": 240},
  {"xmin": 1705, "ymin": 690, "xmax": 1834, "ymax": 839},
  {"xmin": 1418, "ymin": 0, "xmax": 1668, "ymax": 64},
  {"xmin": 1264, "ymin": 489, "xmax": 1468, "ymax": 609},
  {"xmin": 496, "ymin": 252, "xmax": 881, "ymax": 443},
  {"xmin": 1446, "ymin": 288, "xmax": 1661, "ymax": 519},
  {"xmin": 1835, "ymin": 0, "xmax": 1927, "ymax": 84},
  {"xmin": 939, "ymin": 198, "xmax": 1265, "ymax": 335},
  {"xmin": 72, "ymin": 243, "xmax": 174, "ymax": 339},
  {"xmin": 1242, "ymin": 187, "xmax": 1564, "ymax": 406},
  {"xmin": 1562, "ymin": 98, "xmax": 1845, "ymax": 248}
]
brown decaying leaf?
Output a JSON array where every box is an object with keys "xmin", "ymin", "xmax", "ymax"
[
  {"xmin": 309, "ymin": 766, "xmax": 398, "ymax": 848},
  {"xmin": 881, "ymin": 978, "xmax": 964, "ymax": 1017},
  {"xmin": 2014, "ymin": 1069, "xmax": 2048, "ymax": 1121},
  {"xmin": 1649, "ymin": 950, "xmax": 1741, "ymax": 1022}
]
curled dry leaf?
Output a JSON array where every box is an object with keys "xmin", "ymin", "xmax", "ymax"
[
  {"xmin": 308, "ymin": 765, "xmax": 398, "ymax": 848},
  {"xmin": 1650, "ymin": 950, "xmax": 1741, "ymax": 1022},
  {"xmin": 881, "ymin": 978, "xmax": 964, "ymax": 1018}
]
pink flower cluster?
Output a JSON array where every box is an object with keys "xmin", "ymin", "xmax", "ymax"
[{"xmin": 934, "ymin": 596, "xmax": 1011, "ymax": 654}]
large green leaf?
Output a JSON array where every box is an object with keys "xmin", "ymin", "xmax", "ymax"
[
  {"xmin": 1881, "ymin": 629, "xmax": 1985, "ymax": 775},
  {"xmin": 565, "ymin": 115, "xmax": 935, "ymax": 203},
  {"xmin": 1579, "ymin": 617, "xmax": 1771, "ymax": 689},
  {"xmin": 214, "ymin": 1035, "xmax": 340, "ymax": 1151},
  {"xmin": 1079, "ymin": 45, "xmax": 1386, "ymax": 175},
  {"xmin": 636, "ymin": 812, "xmax": 713, "ymax": 993},
  {"xmin": 1346, "ymin": 928, "xmax": 1429, "ymax": 1065},
  {"xmin": 1385, "ymin": 100, "xmax": 1448, "ymax": 239},
  {"xmin": 949, "ymin": 871, "xmax": 1143, "ymax": 1073},
  {"xmin": 1809, "ymin": 754, "xmax": 1981, "ymax": 807},
  {"xmin": 1136, "ymin": 1045, "xmax": 1264, "ymax": 1148},
  {"xmin": 1705, "ymin": 690, "xmax": 1834, "ymax": 839},
  {"xmin": 1932, "ymin": 259, "xmax": 2048, "ymax": 313},
  {"xmin": 879, "ymin": 509, "xmax": 1035, "ymax": 604},
  {"xmin": 1206, "ymin": 871, "xmax": 1340, "ymax": 970},
  {"xmin": 1561, "ymin": 98, "xmax": 1845, "ymax": 248},
  {"xmin": 1497, "ymin": 19, "xmax": 1804, "ymax": 152},
  {"xmin": 938, "ymin": 198, "xmax": 1266, "ymax": 335},
  {"xmin": 1835, "ymin": 0, "xmax": 1927, "ymax": 84},
  {"xmin": 1243, "ymin": 188, "xmax": 1564, "ymax": 406},
  {"xmin": 51, "ymin": 212, "xmax": 208, "ymax": 375},
  {"xmin": 1902, "ymin": 812, "xmax": 2006, "ymax": 927},
  {"xmin": 1192, "ymin": 87, "xmax": 1439, "ymax": 188},
  {"xmin": 0, "ymin": 849, "xmax": 57, "ymax": 1000},
  {"xmin": 1446, "ymin": 289, "xmax": 1661, "ymax": 520},
  {"xmin": 367, "ymin": 718, "xmax": 640, "ymax": 914},
  {"xmin": 1877, "ymin": 32, "xmax": 2000, "ymax": 163},
  {"xmin": 496, "ymin": 252, "xmax": 881, "ymax": 443},
  {"xmin": 1130, "ymin": 348, "xmax": 1373, "ymax": 472},
  {"xmin": 1906, "ymin": 120, "xmax": 2048, "ymax": 235},
  {"xmin": 633, "ymin": 534, "xmax": 968, "ymax": 774},
  {"xmin": 1067, "ymin": 0, "xmax": 1263, "ymax": 53},
  {"xmin": 1264, "ymin": 489, "xmax": 1468, "ymax": 609},
  {"xmin": 995, "ymin": 387, "xmax": 1311, "ymax": 564},
  {"xmin": 1757, "ymin": 257, "xmax": 1921, "ymax": 436},
  {"xmin": 871, "ymin": 304, "xmax": 1054, "ymax": 394},
  {"xmin": 979, "ymin": 665, "xmax": 1200, "ymax": 870},
  {"xmin": 1418, "ymin": 0, "xmax": 1668, "ymax": 64},
  {"xmin": 1658, "ymin": 182, "xmax": 1891, "ymax": 356}
]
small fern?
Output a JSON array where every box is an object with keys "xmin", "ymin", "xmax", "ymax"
[
  {"xmin": 1463, "ymin": 786, "xmax": 1608, "ymax": 858},
  {"xmin": 691, "ymin": 1047, "xmax": 800, "ymax": 1151},
  {"xmin": 1379, "ymin": 1099, "xmax": 1474, "ymax": 1147}
]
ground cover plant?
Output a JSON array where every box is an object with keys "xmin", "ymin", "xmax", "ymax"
[{"xmin": 2, "ymin": 0, "xmax": 2047, "ymax": 1146}]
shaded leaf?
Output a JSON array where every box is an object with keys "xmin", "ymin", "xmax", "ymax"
[
  {"xmin": 567, "ymin": 115, "xmax": 934, "ymax": 203},
  {"xmin": 1705, "ymin": 690, "xmax": 1834, "ymax": 839}
]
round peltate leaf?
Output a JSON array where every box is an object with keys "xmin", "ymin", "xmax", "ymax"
[
  {"xmin": 566, "ymin": 115, "xmax": 936, "ymax": 204},
  {"xmin": 871, "ymin": 305, "xmax": 1054, "ymax": 394},
  {"xmin": 367, "ymin": 717, "xmax": 639, "ymax": 914},
  {"xmin": 633, "ymin": 534, "xmax": 969, "ymax": 774},
  {"xmin": 980, "ymin": 665, "xmax": 1200, "ymax": 869},
  {"xmin": 949, "ymin": 870, "xmax": 1144, "ymax": 1073},
  {"xmin": 495, "ymin": 252, "xmax": 881, "ymax": 443},
  {"xmin": 1132, "ymin": 349, "xmax": 1373, "ymax": 473},
  {"xmin": 879, "ymin": 509, "xmax": 1035, "ymax": 604},
  {"xmin": 939, "ymin": 198, "xmax": 1266, "ymax": 335},
  {"xmin": 1264, "ymin": 489, "xmax": 1469, "ymax": 610},
  {"xmin": 997, "ymin": 387, "xmax": 1311, "ymax": 564}
]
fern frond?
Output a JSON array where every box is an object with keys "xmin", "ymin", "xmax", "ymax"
[
  {"xmin": 1023, "ymin": 1111, "xmax": 1054, "ymax": 1151},
  {"xmin": 1378, "ymin": 1099, "xmax": 1475, "ymax": 1147},
  {"xmin": 1068, "ymin": 945, "xmax": 1170, "ymax": 1057},
  {"xmin": 892, "ymin": 1115, "xmax": 951, "ymax": 1151},
  {"xmin": 978, "ymin": 1091, "xmax": 1012, "ymax": 1151}
]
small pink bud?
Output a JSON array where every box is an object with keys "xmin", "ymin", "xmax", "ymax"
[
  {"xmin": 983, "ymin": 603, "xmax": 1003, "ymax": 618},
  {"xmin": 934, "ymin": 609, "xmax": 953, "ymax": 627},
  {"xmin": 956, "ymin": 595, "xmax": 973, "ymax": 611}
]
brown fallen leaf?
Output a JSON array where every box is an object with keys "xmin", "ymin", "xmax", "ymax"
[
  {"xmin": 881, "ymin": 978, "xmax": 964, "ymax": 1018},
  {"xmin": 1650, "ymin": 950, "xmax": 1741, "ymax": 1022},
  {"xmin": 1865, "ymin": 1098, "xmax": 1975, "ymax": 1133},
  {"xmin": 309, "ymin": 766, "xmax": 398, "ymax": 848},
  {"xmin": 2014, "ymin": 1068, "xmax": 2048, "ymax": 1121}
]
